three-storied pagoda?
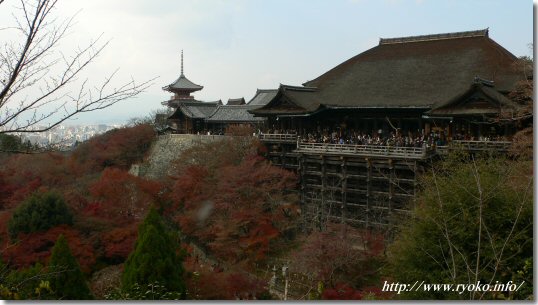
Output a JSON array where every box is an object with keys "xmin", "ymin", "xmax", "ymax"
[{"xmin": 162, "ymin": 51, "xmax": 221, "ymax": 133}]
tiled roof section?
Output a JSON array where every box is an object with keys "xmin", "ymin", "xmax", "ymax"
[
  {"xmin": 162, "ymin": 74, "xmax": 203, "ymax": 92},
  {"xmin": 247, "ymin": 89, "xmax": 278, "ymax": 106},
  {"xmin": 249, "ymin": 84, "xmax": 324, "ymax": 115},
  {"xmin": 227, "ymin": 98, "xmax": 246, "ymax": 105},
  {"xmin": 207, "ymin": 99, "xmax": 223, "ymax": 105},
  {"xmin": 379, "ymin": 29, "xmax": 489, "ymax": 45},
  {"xmin": 174, "ymin": 101, "xmax": 219, "ymax": 119},
  {"xmin": 206, "ymin": 105, "xmax": 265, "ymax": 123},
  {"xmin": 428, "ymin": 81, "xmax": 520, "ymax": 116},
  {"xmin": 300, "ymin": 30, "xmax": 520, "ymax": 111}
]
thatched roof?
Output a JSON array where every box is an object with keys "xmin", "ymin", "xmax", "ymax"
[
  {"xmin": 427, "ymin": 78, "xmax": 521, "ymax": 116},
  {"xmin": 251, "ymin": 29, "xmax": 521, "ymax": 116}
]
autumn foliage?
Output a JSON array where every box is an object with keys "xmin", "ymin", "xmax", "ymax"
[
  {"xmin": 289, "ymin": 224, "xmax": 384, "ymax": 294},
  {"xmin": 0, "ymin": 125, "xmax": 158, "ymax": 278},
  {"xmin": 2, "ymin": 225, "xmax": 96, "ymax": 273},
  {"xmin": 187, "ymin": 269, "xmax": 268, "ymax": 300},
  {"xmin": 71, "ymin": 124, "xmax": 155, "ymax": 171},
  {"xmin": 170, "ymin": 137, "xmax": 299, "ymax": 265},
  {"xmin": 88, "ymin": 168, "xmax": 164, "ymax": 224}
]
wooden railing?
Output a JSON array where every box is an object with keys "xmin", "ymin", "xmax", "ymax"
[
  {"xmin": 451, "ymin": 140, "xmax": 512, "ymax": 151},
  {"xmin": 258, "ymin": 134, "xmax": 512, "ymax": 158},
  {"xmin": 296, "ymin": 142, "xmax": 429, "ymax": 159},
  {"xmin": 258, "ymin": 133, "xmax": 298, "ymax": 142},
  {"xmin": 437, "ymin": 140, "xmax": 512, "ymax": 155}
]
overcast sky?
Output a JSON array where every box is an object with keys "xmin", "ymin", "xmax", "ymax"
[{"xmin": 1, "ymin": 0, "xmax": 534, "ymax": 125}]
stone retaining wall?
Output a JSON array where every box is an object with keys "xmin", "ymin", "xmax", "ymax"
[{"xmin": 129, "ymin": 134, "xmax": 227, "ymax": 180}]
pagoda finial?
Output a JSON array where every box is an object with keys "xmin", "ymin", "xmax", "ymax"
[{"xmin": 181, "ymin": 50, "xmax": 184, "ymax": 76}]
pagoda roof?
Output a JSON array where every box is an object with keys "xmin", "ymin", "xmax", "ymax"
[
  {"xmin": 163, "ymin": 74, "xmax": 204, "ymax": 93},
  {"xmin": 252, "ymin": 29, "xmax": 521, "ymax": 116},
  {"xmin": 206, "ymin": 105, "xmax": 265, "ymax": 123}
]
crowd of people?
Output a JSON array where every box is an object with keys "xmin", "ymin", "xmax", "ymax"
[{"xmin": 263, "ymin": 127, "xmax": 508, "ymax": 148}]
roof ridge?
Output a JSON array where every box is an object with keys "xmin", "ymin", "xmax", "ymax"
[
  {"xmin": 280, "ymin": 84, "xmax": 318, "ymax": 92},
  {"xmin": 182, "ymin": 100, "xmax": 220, "ymax": 106},
  {"xmin": 254, "ymin": 88, "xmax": 278, "ymax": 95},
  {"xmin": 379, "ymin": 28, "xmax": 489, "ymax": 45}
]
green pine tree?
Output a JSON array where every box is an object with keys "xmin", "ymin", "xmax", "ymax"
[
  {"xmin": 8, "ymin": 191, "xmax": 73, "ymax": 240},
  {"xmin": 48, "ymin": 234, "xmax": 93, "ymax": 300},
  {"xmin": 121, "ymin": 207, "xmax": 185, "ymax": 299}
]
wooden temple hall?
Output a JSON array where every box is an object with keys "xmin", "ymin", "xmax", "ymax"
[
  {"xmin": 249, "ymin": 29, "xmax": 528, "ymax": 142},
  {"xmin": 246, "ymin": 29, "xmax": 530, "ymax": 229}
]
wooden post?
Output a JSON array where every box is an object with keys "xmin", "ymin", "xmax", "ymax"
[
  {"xmin": 341, "ymin": 156, "xmax": 347, "ymax": 228},
  {"xmin": 388, "ymin": 159, "xmax": 394, "ymax": 216},
  {"xmin": 298, "ymin": 154, "xmax": 306, "ymax": 231},
  {"xmin": 365, "ymin": 157, "xmax": 371, "ymax": 228},
  {"xmin": 413, "ymin": 161, "xmax": 418, "ymax": 211},
  {"xmin": 320, "ymin": 155, "xmax": 326, "ymax": 231}
]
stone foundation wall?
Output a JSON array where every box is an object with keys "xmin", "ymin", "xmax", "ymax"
[{"xmin": 129, "ymin": 134, "xmax": 227, "ymax": 180}]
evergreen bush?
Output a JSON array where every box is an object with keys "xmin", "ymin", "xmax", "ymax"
[
  {"xmin": 48, "ymin": 234, "xmax": 93, "ymax": 299},
  {"xmin": 8, "ymin": 191, "xmax": 73, "ymax": 240},
  {"xmin": 121, "ymin": 208, "xmax": 185, "ymax": 299}
]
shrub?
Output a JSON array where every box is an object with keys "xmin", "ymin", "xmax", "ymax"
[
  {"xmin": 121, "ymin": 208, "xmax": 185, "ymax": 299},
  {"xmin": 8, "ymin": 191, "xmax": 73, "ymax": 240},
  {"xmin": 386, "ymin": 154, "xmax": 533, "ymax": 300},
  {"xmin": 48, "ymin": 234, "xmax": 93, "ymax": 299}
]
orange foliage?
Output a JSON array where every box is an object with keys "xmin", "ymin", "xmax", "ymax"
[
  {"xmin": 224, "ymin": 124, "xmax": 255, "ymax": 136},
  {"xmin": 0, "ymin": 171, "xmax": 16, "ymax": 209},
  {"xmin": 88, "ymin": 168, "xmax": 165, "ymax": 224},
  {"xmin": 100, "ymin": 223, "xmax": 139, "ymax": 263},
  {"xmin": 0, "ymin": 125, "xmax": 163, "ymax": 275},
  {"xmin": 171, "ymin": 139, "xmax": 298, "ymax": 265},
  {"xmin": 290, "ymin": 224, "xmax": 384, "ymax": 289},
  {"xmin": 186, "ymin": 268, "xmax": 267, "ymax": 300},
  {"xmin": 322, "ymin": 283, "xmax": 364, "ymax": 300},
  {"xmin": 0, "ymin": 210, "xmax": 12, "ymax": 244},
  {"xmin": 2, "ymin": 225, "xmax": 96, "ymax": 273},
  {"xmin": 70, "ymin": 124, "xmax": 155, "ymax": 172}
]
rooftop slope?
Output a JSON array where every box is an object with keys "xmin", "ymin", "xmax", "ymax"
[{"xmin": 301, "ymin": 29, "xmax": 520, "ymax": 110}]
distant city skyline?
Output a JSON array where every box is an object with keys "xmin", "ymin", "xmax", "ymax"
[{"xmin": 0, "ymin": 0, "xmax": 533, "ymax": 125}]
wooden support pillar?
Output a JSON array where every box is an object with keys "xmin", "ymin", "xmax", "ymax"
[
  {"xmin": 298, "ymin": 154, "xmax": 305, "ymax": 230},
  {"xmin": 388, "ymin": 159, "xmax": 394, "ymax": 216},
  {"xmin": 413, "ymin": 161, "xmax": 418, "ymax": 212},
  {"xmin": 365, "ymin": 158, "xmax": 371, "ymax": 228},
  {"xmin": 341, "ymin": 156, "xmax": 347, "ymax": 228},
  {"xmin": 279, "ymin": 144, "xmax": 285, "ymax": 167},
  {"xmin": 320, "ymin": 155, "xmax": 326, "ymax": 231}
]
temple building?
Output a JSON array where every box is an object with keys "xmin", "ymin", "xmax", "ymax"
[
  {"xmin": 249, "ymin": 29, "xmax": 529, "ymax": 141},
  {"xmin": 161, "ymin": 52, "xmax": 272, "ymax": 134},
  {"xmin": 204, "ymin": 90, "xmax": 276, "ymax": 133},
  {"xmin": 226, "ymin": 98, "xmax": 246, "ymax": 105},
  {"xmin": 162, "ymin": 51, "xmax": 222, "ymax": 133}
]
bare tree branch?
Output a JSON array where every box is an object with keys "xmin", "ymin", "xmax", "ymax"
[{"xmin": 0, "ymin": 0, "xmax": 154, "ymax": 138}]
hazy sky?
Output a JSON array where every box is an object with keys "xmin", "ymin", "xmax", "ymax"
[{"xmin": 1, "ymin": 0, "xmax": 534, "ymax": 125}]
